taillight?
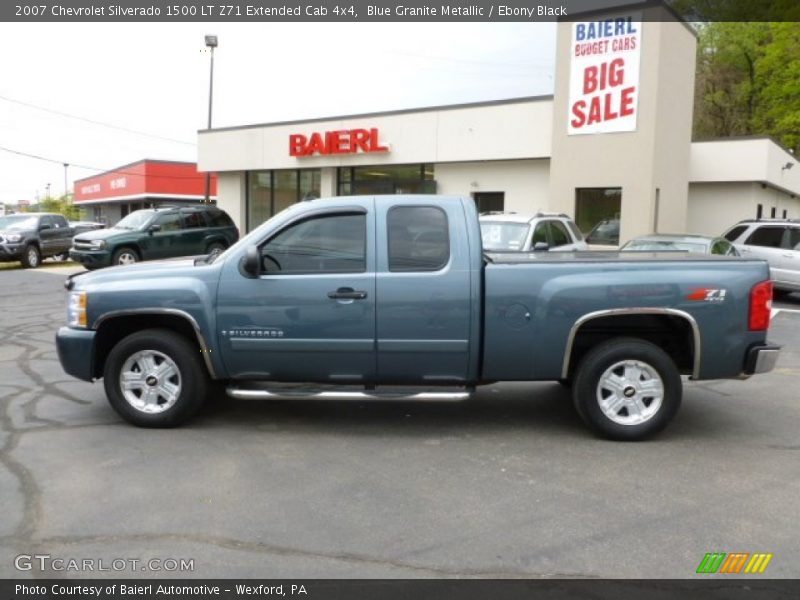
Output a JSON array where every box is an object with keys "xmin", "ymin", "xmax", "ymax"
[{"xmin": 749, "ymin": 280, "xmax": 773, "ymax": 331}]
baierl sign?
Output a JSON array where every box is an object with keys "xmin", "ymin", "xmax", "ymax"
[{"xmin": 567, "ymin": 14, "xmax": 642, "ymax": 135}]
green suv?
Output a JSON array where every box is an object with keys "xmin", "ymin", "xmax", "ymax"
[{"xmin": 69, "ymin": 205, "xmax": 238, "ymax": 270}]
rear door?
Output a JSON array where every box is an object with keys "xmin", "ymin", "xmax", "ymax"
[
  {"xmin": 179, "ymin": 209, "xmax": 209, "ymax": 254},
  {"xmin": 51, "ymin": 214, "xmax": 72, "ymax": 252},
  {"xmin": 375, "ymin": 199, "xmax": 472, "ymax": 383},
  {"xmin": 739, "ymin": 225, "xmax": 787, "ymax": 277}
]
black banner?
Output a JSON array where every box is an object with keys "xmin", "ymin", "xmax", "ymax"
[
  {"xmin": 3, "ymin": 580, "xmax": 800, "ymax": 600},
  {"xmin": 3, "ymin": 0, "xmax": 800, "ymax": 22}
]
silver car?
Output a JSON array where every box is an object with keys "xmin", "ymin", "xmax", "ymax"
[
  {"xmin": 723, "ymin": 219, "xmax": 800, "ymax": 292},
  {"xmin": 479, "ymin": 212, "xmax": 588, "ymax": 252}
]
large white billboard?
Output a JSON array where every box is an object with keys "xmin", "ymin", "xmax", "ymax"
[{"xmin": 567, "ymin": 14, "xmax": 642, "ymax": 135}]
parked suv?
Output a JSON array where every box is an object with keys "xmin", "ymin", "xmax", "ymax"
[
  {"xmin": 70, "ymin": 205, "xmax": 238, "ymax": 270},
  {"xmin": 479, "ymin": 212, "xmax": 588, "ymax": 252},
  {"xmin": 723, "ymin": 219, "xmax": 800, "ymax": 292},
  {"xmin": 0, "ymin": 212, "xmax": 74, "ymax": 268}
]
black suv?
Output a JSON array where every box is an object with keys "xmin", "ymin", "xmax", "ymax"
[
  {"xmin": 70, "ymin": 205, "xmax": 238, "ymax": 270},
  {"xmin": 0, "ymin": 213, "xmax": 74, "ymax": 268}
]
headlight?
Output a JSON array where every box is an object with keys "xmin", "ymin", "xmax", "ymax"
[
  {"xmin": 6, "ymin": 234, "xmax": 22, "ymax": 242},
  {"xmin": 89, "ymin": 240, "xmax": 106, "ymax": 250},
  {"xmin": 67, "ymin": 291, "xmax": 88, "ymax": 328}
]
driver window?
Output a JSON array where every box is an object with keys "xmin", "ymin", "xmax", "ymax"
[
  {"xmin": 153, "ymin": 212, "xmax": 182, "ymax": 232},
  {"xmin": 260, "ymin": 213, "xmax": 366, "ymax": 274},
  {"xmin": 531, "ymin": 222, "xmax": 548, "ymax": 246}
]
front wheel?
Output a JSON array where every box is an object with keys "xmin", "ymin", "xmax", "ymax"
[
  {"xmin": 21, "ymin": 244, "xmax": 41, "ymax": 268},
  {"xmin": 112, "ymin": 247, "xmax": 139, "ymax": 266},
  {"xmin": 205, "ymin": 241, "xmax": 226, "ymax": 256},
  {"xmin": 572, "ymin": 338, "xmax": 682, "ymax": 441},
  {"xmin": 103, "ymin": 328, "xmax": 209, "ymax": 427}
]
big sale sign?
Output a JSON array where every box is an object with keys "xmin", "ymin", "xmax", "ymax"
[{"xmin": 567, "ymin": 15, "xmax": 642, "ymax": 135}]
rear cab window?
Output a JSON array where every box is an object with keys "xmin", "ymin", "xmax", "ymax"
[{"xmin": 388, "ymin": 206, "xmax": 449, "ymax": 271}]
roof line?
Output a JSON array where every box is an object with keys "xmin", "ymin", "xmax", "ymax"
[
  {"xmin": 198, "ymin": 95, "xmax": 555, "ymax": 134},
  {"xmin": 557, "ymin": 0, "xmax": 698, "ymax": 39},
  {"xmin": 693, "ymin": 135, "xmax": 798, "ymax": 164},
  {"xmin": 73, "ymin": 159, "xmax": 201, "ymax": 184}
]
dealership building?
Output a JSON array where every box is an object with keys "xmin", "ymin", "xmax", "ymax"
[
  {"xmin": 73, "ymin": 159, "xmax": 217, "ymax": 224},
  {"xmin": 198, "ymin": 3, "xmax": 800, "ymax": 242}
]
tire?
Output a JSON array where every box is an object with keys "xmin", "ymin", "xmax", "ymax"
[
  {"xmin": 572, "ymin": 338, "xmax": 681, "ymax": 441},
  {"xmin": 20, "ymin": 244, "xmax": 41, "ymax": 269},
  {"xmin": 206, "ymin": 241, "xmax": 226, "ymax": 255},
  {"xmin": 51, "ymin": 252, "xmax": 68, "ymax": 262},
  {"xmin": 112, "ymin": 247, "xmax": 139, "ymax": 266},
  {"xmin": 103, "ymin": 328, "xmax": 209, "ymax": 427}
]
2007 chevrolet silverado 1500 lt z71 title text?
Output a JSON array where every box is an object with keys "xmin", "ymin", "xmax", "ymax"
[{"xmin": 56, "ymin": 196, "xmax": 780, "ymax": 440}]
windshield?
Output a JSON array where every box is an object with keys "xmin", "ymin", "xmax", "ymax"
[
  {"xmin": 622, "ymin": 240, "xmax": 707, "ymax": 253},
  {"xmin": 114, "ymin": 210, "xmax": 154, "ymax": 230},
  {"xmin": 0, "ymin": 215, "xmax": 38, "ymax": 230},
  {"xmin": 480, "ymin": 222, "xmax": 530, "ymax": 251}
]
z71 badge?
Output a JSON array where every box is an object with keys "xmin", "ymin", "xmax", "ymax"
[{"xmin": 687, "ymin": 288, "xmax": 727, "ymax": 302}]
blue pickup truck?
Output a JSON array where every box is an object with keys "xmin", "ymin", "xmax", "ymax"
[{"xmin": 56, "ymin": 195, "xmax": 779, "ymax": 440}]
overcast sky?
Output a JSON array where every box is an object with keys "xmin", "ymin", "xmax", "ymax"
[{"xmin": 0, "ymin": 22, "xmax": 556, "ymax": 203}]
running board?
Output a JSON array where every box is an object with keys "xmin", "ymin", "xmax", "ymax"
[{"xmin": 226, "ymin": 385, "xmax": 472, "ymax": 402}]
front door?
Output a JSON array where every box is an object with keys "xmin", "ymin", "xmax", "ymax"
[
  {"xmin": 141, "ymin": 211, "xmax": 183, "ymax": 260},
  {"xmin": 217, "ymin": 201, "xmax": 376, "ymax": 382}
]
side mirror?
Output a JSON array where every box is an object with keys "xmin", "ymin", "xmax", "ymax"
[
  {"xmin": 532, "ymin": 241, "xmax": 550, "ymax": 252},
  {"xmin": 241, "ymin": 245, "xmax": 260, "ymax": 277},
  {"xmin": 148, "ymin": 224, "xmax": 162, "ymax": 235}
]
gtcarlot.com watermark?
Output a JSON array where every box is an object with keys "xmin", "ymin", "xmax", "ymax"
[{"xmin": 14, "ymin": 554, "xmax": 194, "ymax": 573}]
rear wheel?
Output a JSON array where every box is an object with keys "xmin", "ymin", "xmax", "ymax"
[
  {"xmin": 103, "ymin": 328, "xmax": 209, "ymax": 427},
  {"xmin": 21, "ymin": 244, "xmax": 41, "ymax": 268},
  {"xmin": 112, "ymin": 247, "xmax": 139, "ymax": 266},
  {"xmin": 51, "ymin": 252, "xmax": 68, "ymax": 262},
  {"xmin": 572, "ymin": 338, "xmax": 681, "ymax": 441}
]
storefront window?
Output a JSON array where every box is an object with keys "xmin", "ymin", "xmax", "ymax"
[
  {"xmin": 575, "ymin": 187, "xmax": 622, "ymax": 243},
  {"xmin": 337, "ymin": 164, "xmax": 435, "ymax": 196},
  {"xmin": 246, "ymin": 169, "xmax": 321, "ymax": 231}
]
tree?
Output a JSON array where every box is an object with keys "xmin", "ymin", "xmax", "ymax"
[
  {"xmin": 690, "ymin": 21, "xmax": 800, "ymax": 154},
  {"xmin": 39, "ymin": 195, "xmax": 83, "ymax": 221}
]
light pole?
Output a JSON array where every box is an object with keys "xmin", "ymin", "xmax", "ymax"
[
  {"xmin": 63, "ymin": 163, "xmax": 69, "ymax": 199},
  {"xmin": 45, "ymin": 183, "xmax": 51, "ymax": 201},
  {"xmin": 203, "ymin": 34, "xmax": 218, "ymax": 204}
]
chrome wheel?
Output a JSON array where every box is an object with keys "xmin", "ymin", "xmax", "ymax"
[
  {"xmin": 119, "ymin": 350, "xmax": 181, "ymax": 414},
  {"xmin": 596, "ymin": 360, "xmax": 664, "ymax": 426},
  {"xmin": 27, "ymin": 247, "xmax": 39, "ymax": 267},
  {"xmin": 117, "ymin": 251, "xmax": 137, "ymax": 265}
]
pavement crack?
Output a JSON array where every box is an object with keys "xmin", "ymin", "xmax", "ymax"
[{"xmin": 28, "ymin": 533, "xmax": 599, "ymax": 579}]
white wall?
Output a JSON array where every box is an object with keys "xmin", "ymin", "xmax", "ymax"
[
  {"xmin": 687, "ymin": 182, "xmax": 800, "ymax": 236},
  {"xmin": 435, "ymin": 159, "xmax": 551, "ymax": 215},
  {"xmin": 216, "ymin": 172, "xmax": 246, "ymax": 231},
  {"xmin": 199, "ymin": 98, "xmax": 553, "ymax": 172}
]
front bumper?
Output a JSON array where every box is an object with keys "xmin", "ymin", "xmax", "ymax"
[
  {"xmin": 743, "ymin": 344, "xmax": 781, "ymax": 375},
  {"xmin": 55, "ymin": 326, "xmax": 97, "ymax": 381},
  {"xmin": 0, "ymin": 243, "xmax": 25, "ymax": 261},
  {"xmin": 69, "ymin": 249, "xmax": 112, "ymax": 268}
]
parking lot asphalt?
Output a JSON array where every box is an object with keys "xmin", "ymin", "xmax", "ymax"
[{"xmin": 0, "ymin": 266, "xmax": 799, "ymax": 579}]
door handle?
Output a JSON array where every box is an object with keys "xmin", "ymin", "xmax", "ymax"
[{"xmin": 327, "ymin": 287, "xmax": 368, "ymax": 300}]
